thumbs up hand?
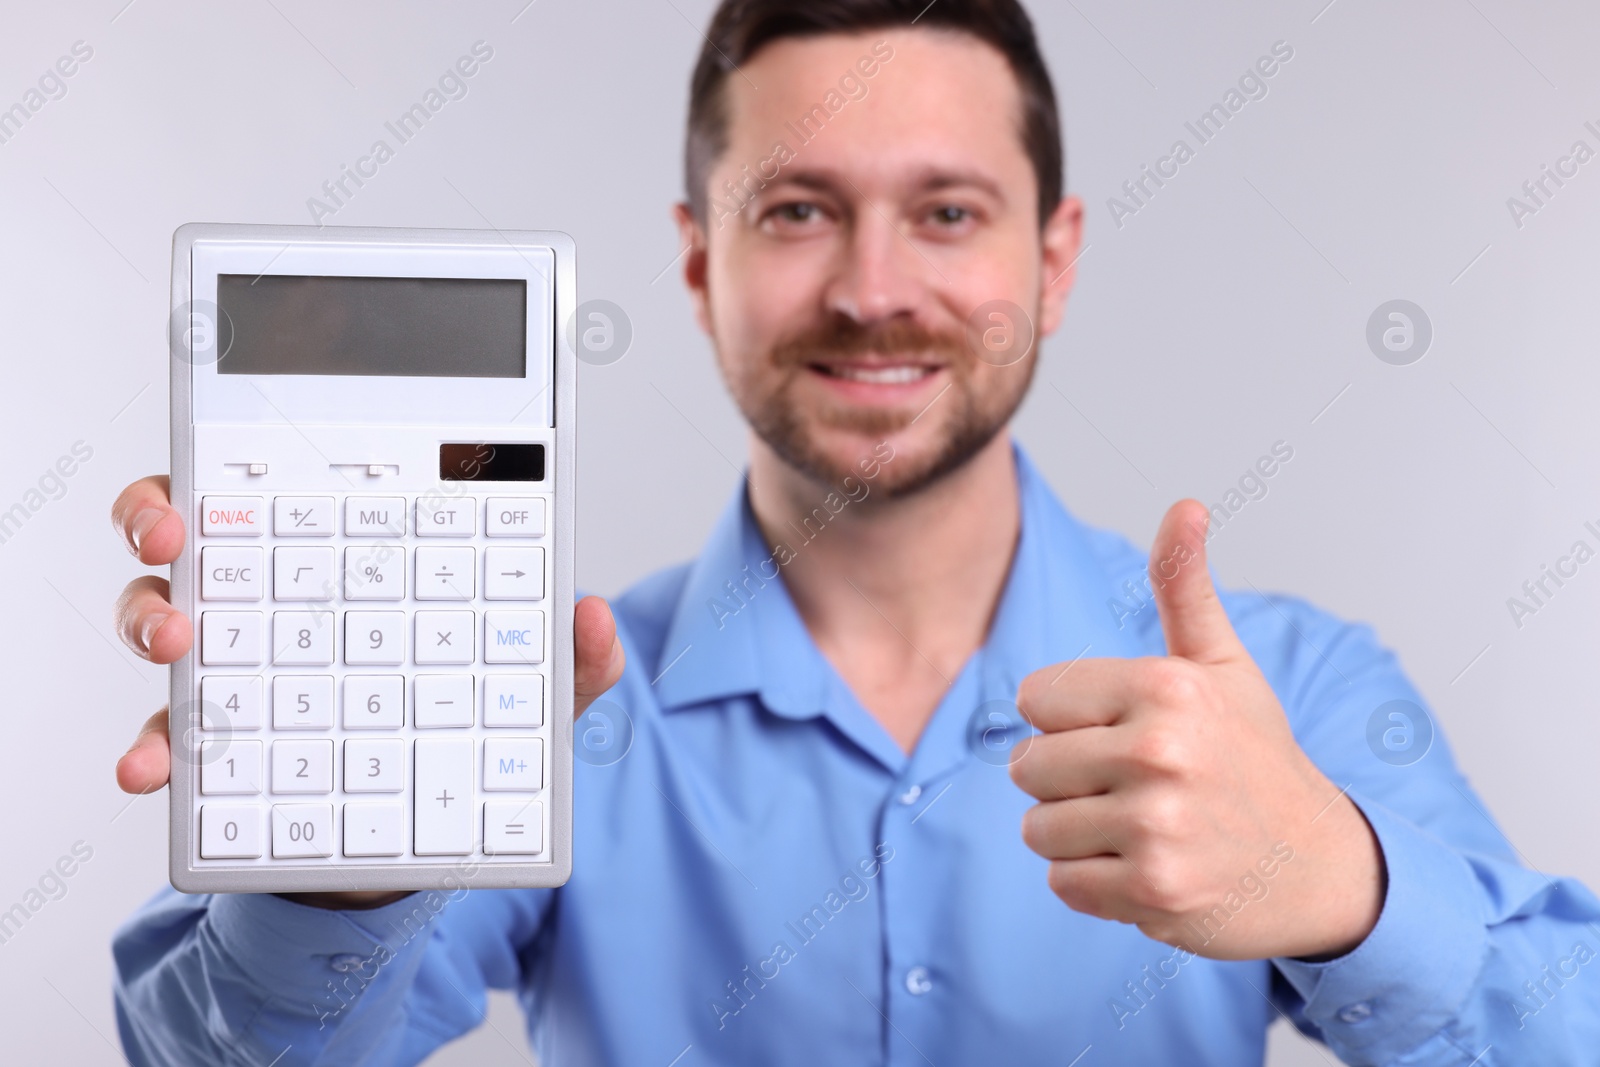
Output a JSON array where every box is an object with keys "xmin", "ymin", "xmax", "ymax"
[{"xmin": 1009, "ymin": 500, "xmax": 1385, "ymax": 961}]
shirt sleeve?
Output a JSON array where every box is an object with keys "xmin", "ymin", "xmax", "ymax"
[
  {"xmin": 1234, "ymin": 593, "xmax": 1600, "ymax": 1065},
  {"xmin": 1272, "ymin": 794, "xmax": 1600, "ymax": 1065},
  {"xmin": 113, "ymin": 884, "xmax": 554, "ymax": 1066}
]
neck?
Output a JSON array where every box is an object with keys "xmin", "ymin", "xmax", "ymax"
[{"xmin": 746, "ymin": 433, "xmax": 1023, "ymax": 752}]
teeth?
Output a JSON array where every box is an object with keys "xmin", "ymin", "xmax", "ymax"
[{"xmin": 823, "ymin": 364, "xmax": 933, "ymax": 384}]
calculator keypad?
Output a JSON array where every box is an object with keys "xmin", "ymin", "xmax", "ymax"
[{"xmin": 192, "ymin": 493, "xmax": 550, "ymax": 865}]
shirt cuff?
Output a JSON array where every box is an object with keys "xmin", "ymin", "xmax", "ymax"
[
  {"xmin": 1271, "ymin": 793, "xmax": 1490, "ymax": 1061},
  {"xmin": 204, "ymin": 890, "xmax": 443, "ymax": 1000}
]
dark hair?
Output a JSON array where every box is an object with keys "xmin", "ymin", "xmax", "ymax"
[{"xmin": 685, "ymin": 0, "xmax": 1063, "ymax": 229}]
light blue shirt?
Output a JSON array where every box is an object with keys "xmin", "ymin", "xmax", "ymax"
[{"xmin": 115, "ymin": 445, "xmax": 1600, "ymax": 1065}]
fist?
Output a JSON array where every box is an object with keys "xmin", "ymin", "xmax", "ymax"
[{"xmin": 1008, "ymin": 500, "xmax": 1384, "ymax": 962}]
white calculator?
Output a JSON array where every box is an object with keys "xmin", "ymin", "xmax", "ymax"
[{"xmin": 167, "ymin": 223, "xmax": 575, "ymax": 893}]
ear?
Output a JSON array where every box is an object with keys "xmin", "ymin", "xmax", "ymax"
[
  {"xmin": 1036, "ymin": 194, "xmax": 1083, "ymax": 338},
  {"xmin": 672, "ymin": 201, "xmax": 713, "ymax": 337}
]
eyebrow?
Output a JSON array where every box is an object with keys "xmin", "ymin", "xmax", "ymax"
[{"xmin": 761, "ymin": 164, "xmax": 1009, "ymax": 205}]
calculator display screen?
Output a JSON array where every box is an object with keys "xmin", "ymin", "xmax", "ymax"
[{"xmin": 215, "ymin": 274, "xmax": 527, "ymax": 378}]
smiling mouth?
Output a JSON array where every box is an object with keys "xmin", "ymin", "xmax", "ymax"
[{"xmin": 808, "ymin": 362, "xmax": 940, "ymax": 385}]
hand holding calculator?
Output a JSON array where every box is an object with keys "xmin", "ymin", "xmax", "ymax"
[{"xmin": 111, "ymin": 223, "xmax": 618, "ymax": 897}]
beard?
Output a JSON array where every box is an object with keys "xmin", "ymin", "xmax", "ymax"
[{"xmin": 731, "ymin": 311, "xmax": 1036, "ymax": 500}]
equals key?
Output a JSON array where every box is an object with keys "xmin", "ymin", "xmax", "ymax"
[{"xmin": 485, "ymin": 799, "xmax": 543, "ymax": 855}]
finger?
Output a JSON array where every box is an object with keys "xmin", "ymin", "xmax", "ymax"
[
  {"xmin": 1148, "ymin": 499, "xmax": 1244, "ymax": 664},
  {"xmin": 1008, "ymin": 726, "xmax": 1124, "ymax": 800},
  {"xmin": 111, "ymin": 475, "xmax": 185, "ymax": 565},
  {"xmin": 114, "ymin": 575, "xmax": 193, "ymax": 663},
  {"xmin": 116, "ymin": 708, "xmax": 171, "ymax": 795},
  {"xmin": 573, "ymin": 595, "xmax": 624, "ymax": 718},
  {"xmin": 1020, "ymin": 794, "xmax": 1128, "ymax": 862},
  {"xmin": 1046, "ymin": 856, "xmax": 1160, "ymax": 926},
  {"xmin": 1015, "ymin": 659, "xmax": 1132, "ymax": 732},
  {"xmin": 1017, "ymin": 656, "xmax": 1191, "ymax": 733}
]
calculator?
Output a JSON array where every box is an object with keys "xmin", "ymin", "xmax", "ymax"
[{"xmin": 166, "ymin": 223, "xmax": 575, "ymax": 893}]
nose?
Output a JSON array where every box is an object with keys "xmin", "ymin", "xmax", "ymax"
[{"xmin": 823, "ymin": 199, "xmax": 932, "ymax": 325}]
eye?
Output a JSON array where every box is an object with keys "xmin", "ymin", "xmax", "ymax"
[
  {"xmin": 929, "ymin": 205, "xmax": 970, "ymax": 226},
  {"xmin": 764, "ymin": 202, "xmax": 825, "ymax": 225},
  {"xmin": 780, "ymin": 202, "xmax": 819, "ymax": 222},
  {"xmin": 760, "ymin": 201, "xmax": 829, "ymax": 230}
]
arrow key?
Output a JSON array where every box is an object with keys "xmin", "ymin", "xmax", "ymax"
[{"xmin": 484, "ymin": 547, "xmax": 544, "ymax": 601}]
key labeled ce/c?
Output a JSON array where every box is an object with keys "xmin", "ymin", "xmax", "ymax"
[{"xmin": 201, "ymin": 546, "xmax": 262, "ymax": 601}]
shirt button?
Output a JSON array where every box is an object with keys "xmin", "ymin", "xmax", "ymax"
[
  {"xmin": 904, "ymin": 966, "xmax": 932, "ymax": 995},
  {"xmin": 329, "ymin": 953, "xmax": 365, "ymax": 974},
  {"xmin": 1336, "ymin": 1000, "xmax": 1373, "ymax": 1023},
  {"xmin": 898, "ymin": 784, "xmax": 922, "ymax": 805}
]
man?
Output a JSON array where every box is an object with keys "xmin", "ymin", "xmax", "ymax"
[{"xmin": 111, "ymin": 1, "xmax": 1600, "ymax": 1063}]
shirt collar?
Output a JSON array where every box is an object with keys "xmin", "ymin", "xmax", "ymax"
[
  {"xmin": 651, "ymin": 474, "xmax": 831, "ymax": 718},
  {"xmin": 652, "ymin": 442, "xmax": 1152, "ymax": 723}
]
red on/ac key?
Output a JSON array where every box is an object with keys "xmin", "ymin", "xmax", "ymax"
[{"xmin": 201, "ymin": 496, "xmax": 264, "ymax": 536}]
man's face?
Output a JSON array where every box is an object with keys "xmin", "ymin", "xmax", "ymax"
[{"xmin": 677, "ymin": 28, "xmax": 1081, "ymax": 497}]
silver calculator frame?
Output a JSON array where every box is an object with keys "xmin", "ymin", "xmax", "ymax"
[{"xmin": 168, "ymin": 222, "xmax": 576, "ymax": 894}]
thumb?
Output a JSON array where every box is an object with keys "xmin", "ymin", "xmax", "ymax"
[
  {"xmin": 573, "ymin": 595, "xmax": 625, "ymax": 718},
  {"xmin": 1149, "ymin": 499, "xmax": 1243, "ymax": 664}
]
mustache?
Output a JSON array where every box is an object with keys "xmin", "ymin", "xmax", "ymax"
[{"xmin": 769, "ymin": 315, "xmax": 968, "ymax": 368}]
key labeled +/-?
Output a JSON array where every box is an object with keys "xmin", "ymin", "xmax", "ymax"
[{"xmin": 273, "ymin": 496, "xmax": 335, "ymax": 536}]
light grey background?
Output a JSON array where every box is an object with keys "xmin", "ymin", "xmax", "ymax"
[{"xmin": 2, "ymin": 1, "xmax": 1596, "ymax": 1064}]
